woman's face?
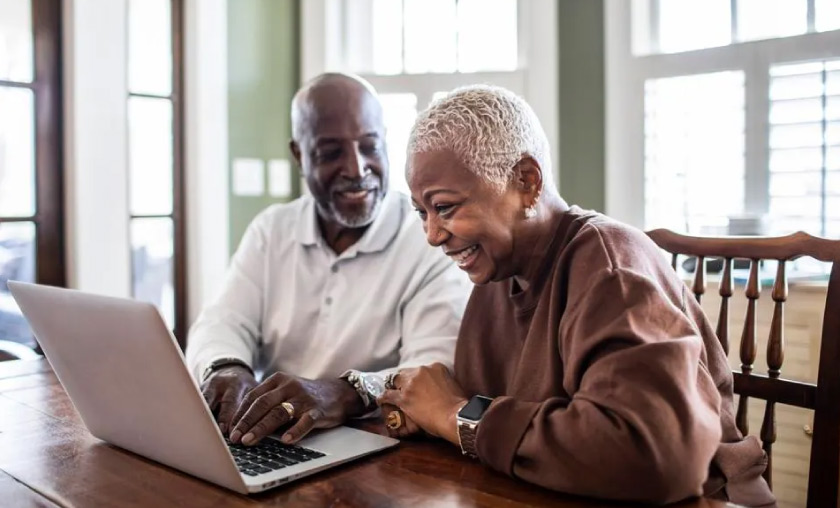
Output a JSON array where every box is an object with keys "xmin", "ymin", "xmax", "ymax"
[{"xmin": 408, "ymin": 149, "xmax": 526, "ymax": 285}]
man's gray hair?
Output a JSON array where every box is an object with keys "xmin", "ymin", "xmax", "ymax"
[{"xmin": 407, "ymin": 85, "xmax": 553, "ymax": 192}]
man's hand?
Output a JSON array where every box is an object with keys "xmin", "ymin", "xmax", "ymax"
[
  {"xmin": 201, "ymin": 365, "xmax": 258, "ymax": 435},
  {"xmin": 228, "ymin": 373, "xmax": 365, "ymax": 446}
]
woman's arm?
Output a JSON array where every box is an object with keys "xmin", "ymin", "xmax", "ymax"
[
  {"xmin": 381, "ymin": 268, "xmax": 722, "ymax": 504},
  {"xmin": 474, "ymin": 268, "xmax": 722, "ymax": 503}
]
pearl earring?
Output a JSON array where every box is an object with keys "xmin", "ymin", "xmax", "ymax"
[
  {"xmin": 524, "ymin": 191, "xmax": 540, "ymax": 219},
  {"xmin": 524, "ymin": 206, "xmax": 537, "ymax": 219}
]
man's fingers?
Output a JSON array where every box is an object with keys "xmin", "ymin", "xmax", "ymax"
[
  {"xmin": 281, "ymin": 408, "xmax": 322, "ymax": 444},
  {"xmin": 217, "ymin": 395, "xmax": 242, "ymax": 435},
  {"xmin": 229, "ymin": 392, "xmax": 285, "ymax": 443},
  {"xmin": 229, "ymin": 373, "xmax": 290, "ymax": 426},
  {"xmin": 236, "ymin": 403, "xmax": 293, "ymax": 445},
  {"xmin": 202, "ymin": 385, "xmax": 219, "ymax": 412}
]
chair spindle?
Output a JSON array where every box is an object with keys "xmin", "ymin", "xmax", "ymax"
[
  {"xmin": 760, "ymin": 261, "xmax": 788, "ymax": 488},
  {"xmin": 693, "ymin": 256, "xmax": 706, "ymax": 304},
  {"xmin": 716, "ymin": 258, "xmax": 733, "ymax": 355},
  {"xmin": 736, "ymin": 259, "xmax": 761, "ymax": 436}
]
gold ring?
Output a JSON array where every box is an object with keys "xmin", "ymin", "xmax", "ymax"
[
  {"xmin": 384, "ymin": 372, "xmax": 400, "ymax": 390},
  {"xmin": 386, "ymin": 410, "xmax": 403, "ymax": 430},
  {"xmin": 281, "ymin": 401, "xmax": 295, "ymax": 419}
]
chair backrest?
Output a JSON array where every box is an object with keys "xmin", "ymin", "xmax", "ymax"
[{"xmin": 646, "ymin": 229, "xmax": 840, "ymax": 508}]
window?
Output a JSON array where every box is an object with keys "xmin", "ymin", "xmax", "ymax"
[
  {"xmin": 356, "ymin": 0, "xmax": 518, "ymax": 75},
  {"xmin": 314, "ymin": 0, "xmax": 557, "ymax": 196},
  {"xmin": 609, "ymin": 0, "xmax": 840, "ymax": 244},
  {"xmin": 768, "ymin": 59, "xmax": 840, "ymax": 238},
  {"xmin": 639, "ymin": 0, "xmax": 837, "ymax": 54},
  {"xmin": 644, "ymin": 71, "xmax": 745, "ymax": 234},
  {"xmin": 0, "ymin": 0, "xmax": 64, "ymax": 354},
  {"xmin": 127, "ymin": 0, "xmax": 187, "ymax": 344}
]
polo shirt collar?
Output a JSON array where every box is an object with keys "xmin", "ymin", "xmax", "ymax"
[{"xmin": 294, "ymin": 192, "xmax": 403, "ymax": 255}]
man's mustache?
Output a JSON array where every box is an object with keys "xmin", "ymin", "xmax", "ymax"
[{"xmin": 331, "ymin": 176, "xmax": 380, "ymax": 193}]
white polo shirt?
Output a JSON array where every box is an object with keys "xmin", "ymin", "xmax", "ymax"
[{"xmin": 186, "ymin": 191, "xmax": 471, "ymax": 382}]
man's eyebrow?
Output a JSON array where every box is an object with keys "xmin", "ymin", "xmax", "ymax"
[{"xmin": 313, "ymin": 132, "xmax": 380, "ymax": 145}]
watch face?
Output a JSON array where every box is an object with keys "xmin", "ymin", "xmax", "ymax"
[
  {"xmin": 361, "ymin": 373, "xmax": 386, "ymax": 398},
  {"xmin": 459, "ymin": 396, "xmax": 493, "ymax": 421}
]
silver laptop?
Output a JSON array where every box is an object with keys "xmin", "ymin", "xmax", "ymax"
[{"xmin": 8, "ymin": 281, "xmax": 398, "ymax": 494}]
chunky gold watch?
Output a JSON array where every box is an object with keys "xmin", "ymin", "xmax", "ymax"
[{"xmin": 456, "ymin": 395, "xmax": 494, "ymax": 458}]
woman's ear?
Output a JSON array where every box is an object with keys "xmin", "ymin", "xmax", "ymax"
[{"xmin": 514, "ymin": 156, "xmax": 543, "ymax": 205}]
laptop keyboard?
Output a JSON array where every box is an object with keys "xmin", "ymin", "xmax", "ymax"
[{"xmin": 228, "ymin": 439, "xmax": 326, "ymax": 476}]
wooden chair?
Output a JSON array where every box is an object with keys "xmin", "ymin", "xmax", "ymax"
[{"xmin": 646, "ymin": 229, "xmax": 840, "ymax": 508}]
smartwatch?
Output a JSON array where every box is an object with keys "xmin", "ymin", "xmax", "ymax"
[
  {"xmin": 456, "ymin": 395, "xmax": 494, "ymax": 458},
  {"xmin": 201, "ymin": 357, "xmax": 253, "ymax": 384}
]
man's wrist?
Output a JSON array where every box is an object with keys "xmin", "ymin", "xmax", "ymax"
[
  {"xmin": 201, "ymin": 358, "xmax": 253, "ymax": 384},
  {"xmin": 339, "ymin": 370, "xmax": 383, "ymax": 413},
  {"xmin": 335, "ymin": 378, "xmax": 367, "ymax": 418}
]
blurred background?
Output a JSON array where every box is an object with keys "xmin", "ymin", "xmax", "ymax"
[{"xmin": 0, "ymin": 2, "xmax": 838, "ymax": 504}]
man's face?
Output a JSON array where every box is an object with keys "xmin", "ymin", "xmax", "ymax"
[{"xmin": 292, "ymin": 89, "xmax": 389, "ymax": 229}]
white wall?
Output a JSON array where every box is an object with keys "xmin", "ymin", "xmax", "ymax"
[
  {"xmin": 63, "ymin": 0, "xmax": 131, "ymax": 297},
  {"xmin": 184, "ymin": 0, "xmax": 230, "ymax": 322}
]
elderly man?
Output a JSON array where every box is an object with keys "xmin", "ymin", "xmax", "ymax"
[{"xmin": 186, "ymin": 73, "xmax": 469, "ymax": 447}]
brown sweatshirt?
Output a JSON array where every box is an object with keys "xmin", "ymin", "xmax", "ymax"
[{"xmin": 454, "ymin": 206, "xmax": 775, "ymax": 507}]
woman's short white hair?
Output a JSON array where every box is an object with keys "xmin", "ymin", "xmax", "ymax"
[{"xmin": 407, "ymin": 85, "xmax": 552, "ymax": 192}]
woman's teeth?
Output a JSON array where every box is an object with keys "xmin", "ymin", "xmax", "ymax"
[{"xmin": 452, "ymin": 245, "xmax": 478, "ymax": 265}]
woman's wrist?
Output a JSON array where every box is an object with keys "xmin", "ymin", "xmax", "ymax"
[{"xmin": 441, "ymin": 398, "xmax": 469, "ymax": 446}]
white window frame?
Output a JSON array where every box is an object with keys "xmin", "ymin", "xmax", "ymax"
[
  {"xmin": 606, "ymin": 0, "xmax": 840, "ymax": 230},
  {"xmin": 300, "ymin": 0, "xmax": 559, "ymax": 183}
]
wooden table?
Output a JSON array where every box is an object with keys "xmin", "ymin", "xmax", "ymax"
[{"xmin": 0, "ymin": 359, "xmax": 736, "ymax": 508}]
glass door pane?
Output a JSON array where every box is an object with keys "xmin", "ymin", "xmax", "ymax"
[
  {"xmin": 0, "ymin": 86, "xmax": 35, "ymax": 217},
  {"xmin": 128, "ymin": 97, "xmax": 173, "ymax": 215},
  {"xmin": 130, "ymin": 218, "xmax": 174, "ymax": 328},
  {"xmin": 128, "ymin": 0, "xmax": 172, "ymax": 95},
  {"xmin": 0, "ymin": 221, "xmax": 35, "ymax": 349},
  {"xmin": 0, "ymin": 0, "xmax": 33, "ymax": 82}
]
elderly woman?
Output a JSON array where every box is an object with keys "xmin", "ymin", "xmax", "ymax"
[{"xmin": 378, "ymin": 86, "xmax": 775, "ymax": 507}]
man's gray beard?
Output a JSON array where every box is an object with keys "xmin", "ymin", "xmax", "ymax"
[{"xmin": 327, "ymin": 190, "xmax": 385, "ymax": 228}]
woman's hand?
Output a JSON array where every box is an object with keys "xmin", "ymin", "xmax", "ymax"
[
  {"xmin": 380, "ymin": 403, "xmax": 423, "ymax": 439},
  {"xmin": 377, "ymin": 363, "xmax": 468, "ymax": 446}
]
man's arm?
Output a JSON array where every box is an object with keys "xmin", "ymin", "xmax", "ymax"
[
  {"xmin": 229, "ymin": 246, "xmax": 470, "ymax": 444},
  {"xmin": 185, "ymin": 214, "xmax": 268, "ymax": 381},
  {"xmin": 397, "ymin": 251, "xmax": 470, "ymax": 370},
  {"xmin": 186, "ymin": 212, "xmax": 270, "ymax": 432}
]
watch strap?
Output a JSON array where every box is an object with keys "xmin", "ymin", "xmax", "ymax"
[
  {"xmin": 457, "ymin": 420, "xmax": 479, "ymax": 458},
  {"xmin": 201, "ymin": 358, "xmax": 253, "ymax": 383}
]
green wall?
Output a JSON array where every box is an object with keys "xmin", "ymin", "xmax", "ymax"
[
  {"xmin": 227, "ymin": 0, "xmax": 301, "ymax": 255},
  {"xmin": 558, "ymin": 0, "xmax": 605, "ymax": 212}
]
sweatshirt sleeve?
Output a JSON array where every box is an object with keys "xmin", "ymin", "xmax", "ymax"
[{"xmin": 473, "ymin": 267, "xmax": 723, "ymax": 504}]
